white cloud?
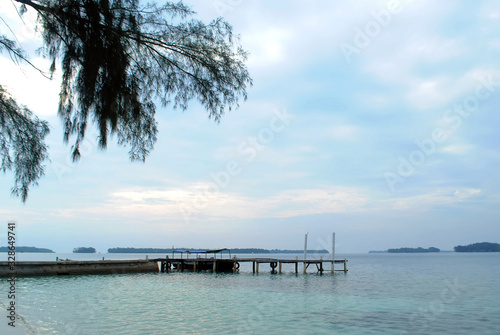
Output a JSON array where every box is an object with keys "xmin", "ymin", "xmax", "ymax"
[
  {"xmin": 53, "ymin": 184, "xmax": 368, "ymax": 223},
  {"xmin": 0, "ymin": 56, "xmax": 61, "ymax": 116},
  {"xmin": 382, "ymin": 187, "xmax": 482, "ymax": 211},
  {"xmin": 327, "ymin": 125, "xmax": 359, "ymax": 141},
  {"xmin": 405, "ymin": 76, "xmax": 453, "ymax": 109},
  {"xmin": 441, "ymin": 145, "xmax": 471, "ymax": 155},
  {"xmin": 246, "ymin": 27, "xmax": 293, "ymax": 67}
]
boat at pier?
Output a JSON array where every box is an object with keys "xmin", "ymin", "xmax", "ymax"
[{"xmin": 170, "ymin": 248, "xmax": 235, "ymax": 272}]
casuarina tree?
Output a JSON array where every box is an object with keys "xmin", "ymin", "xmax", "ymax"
[{"xmin": 0, "ymin": 0, "xmax": 252, "ymax": 201}]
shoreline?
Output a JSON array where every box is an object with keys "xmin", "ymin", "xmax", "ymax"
[{"xmin": 0, "ymin": 301, "xmax": 30, "ymax": 335}]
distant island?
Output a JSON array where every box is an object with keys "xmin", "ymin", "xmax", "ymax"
[
  {"xmin": 454, "ymin": 242, "xmax": 500, "ymax": 252},
  {"xmin": 233, "ymin": 248, "xmax": 328, "ymax": 254},
  {"xmin": 108, "ymin": 247, "xmax": 329, "ymax": 254},
  {"xmin": 73, "ymin": 247, "xmax": 96, "ymax": 253},
  {"xmin": 109, "ymin": 247, "xmax": 173, "ymax": 253},
  {"xmin": 0, "ymin": 246, "xmax": 54, "ymax": 253},
  {"xmin": 387, "ymin": 247, "xmax": 440, "ymax": 253}
]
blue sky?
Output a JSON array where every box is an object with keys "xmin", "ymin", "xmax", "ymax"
[{"xmin": 1, "ymin": 0, "xmax": 500, "ymax": 253}]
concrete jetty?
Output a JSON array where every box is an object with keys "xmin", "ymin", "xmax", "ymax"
[{"xmin": 0, "ymin": 259, "xmax": 159, "ymax": 276}]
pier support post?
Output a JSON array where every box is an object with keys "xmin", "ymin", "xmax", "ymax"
[
  {"xmin": 212, "ymin": 260, "xmax": 217, "ymax": 272},
  {"xmin": 256, "ymin": 262, "xmax": 259, "ymax": 274},
  {"xmin": 344, "ymin": 259, "xmax": 347, "ymax": 273},
  {"xmin": 252, "ymin": 261, "xmax": 256, "ymax": 273},
  {"xmin": 193, "ymin": 261, "xmax": 197, "ymax": 272},
  {"xmin": 331, "ymin": 261, "xmax": 334, "ymax": 274},
  {"xmin": 331, "ymin": 232, "xmax": 336, "ymax": 274},
  {"xmin": 279, "ymin": 262, "xmax": 282, "ymax": 274}
]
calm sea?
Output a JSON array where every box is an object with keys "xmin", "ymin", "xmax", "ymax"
[{"xmin": 1, "ymin": 252, "xmax": 499, "ymax": 334}]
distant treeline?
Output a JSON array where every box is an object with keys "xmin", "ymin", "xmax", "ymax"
[
  {"xmin": 109, "ymin": 247, "xmax": 173, "ymax": 253},
  {"xmin": 233, "ymin": 248, "xmax": 329, "ymax": 254},
  {"xmin": 454, "ymin": 242, "xmax": 500, "ymax": 252},
  {"xmin": 388, "ymin": 247, "xmax": 440, "ymax": 253},
  {"xmin": 73, "ymin": 247, "xmax": 96, "ymax": 253},
  {"xmin": 0, "ymin": 246, "xmax": 54, "ymax": 253},
  {"xmin": 108, "ymin": 247, "xmax": 329, "ymax": 254}
]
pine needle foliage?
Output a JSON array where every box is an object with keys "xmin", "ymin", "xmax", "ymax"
[
  {"xmin": 0, "ymin": 85, "xmax": 50, "ymax": 202},
  {"xmin": 1, "ymin": 0, "xmax": 251, "ymax": 201},
  {"xmin": 16, "ymin": 0, "xmax": 251, "ymax": 162}
]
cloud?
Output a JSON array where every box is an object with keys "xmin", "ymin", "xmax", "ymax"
[
  {"xmin": 51, "ymin": 184, "xmax": 368, "ymax": 223},
  {"xmin": 246, "ymin": 27, "xmax": 293, "ymax": 67},
  {"xmin": 327, "ymin": 125, "xmax": 359, "ymax": 141},
  {"xmin": 441, "ymin": 145, "xmax": 471, "ymax": 155},
  {"xmin": 0, "ymin": 56, "xmax": 61, "ymax": 116},
  {"xmin": 381, "ymin": 187, "xmax": 483, "ymax": 211}
]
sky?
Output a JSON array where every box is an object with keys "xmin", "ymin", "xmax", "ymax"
[{"xmin": 1, "ymin": 0, "xmax": 500, "ymax": 253}]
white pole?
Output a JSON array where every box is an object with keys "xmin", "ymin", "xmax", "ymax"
[
  {"xmin": 332, "ymin": 232, "xmax": 336, "ymax": 261},
  {"xmin": 331, "ymin": 232, "xmax": 336, "ymax": 274},
  {"xmin": 304, "ymin": 232, "xmax": 308, "ymax": 260},
  {"xmin": 303, "ymin": 232, "xmax": 308, "ymax": 274}
]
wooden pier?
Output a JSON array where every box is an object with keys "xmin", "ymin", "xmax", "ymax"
[
  {"xmin": 0, "ymin": 257, "xmax": 348, "ymax": 277},
  {"xmin": 154, "ymin": 257, "xmax": 348, "ymax": 274}
]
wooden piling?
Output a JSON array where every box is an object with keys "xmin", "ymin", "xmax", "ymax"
[{"xmin": 270, "ymin": 262, "xmax": 277, "ymax": 274}]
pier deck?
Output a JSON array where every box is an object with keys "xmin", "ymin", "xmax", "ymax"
[{"xmin": 154, "ymin": 257, "xmax": 348, "ymax": 274}]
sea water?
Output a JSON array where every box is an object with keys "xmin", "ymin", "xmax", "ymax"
[{"xmin": 1, "ymin": 253, "xmax": 499, "ymax": 334}]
